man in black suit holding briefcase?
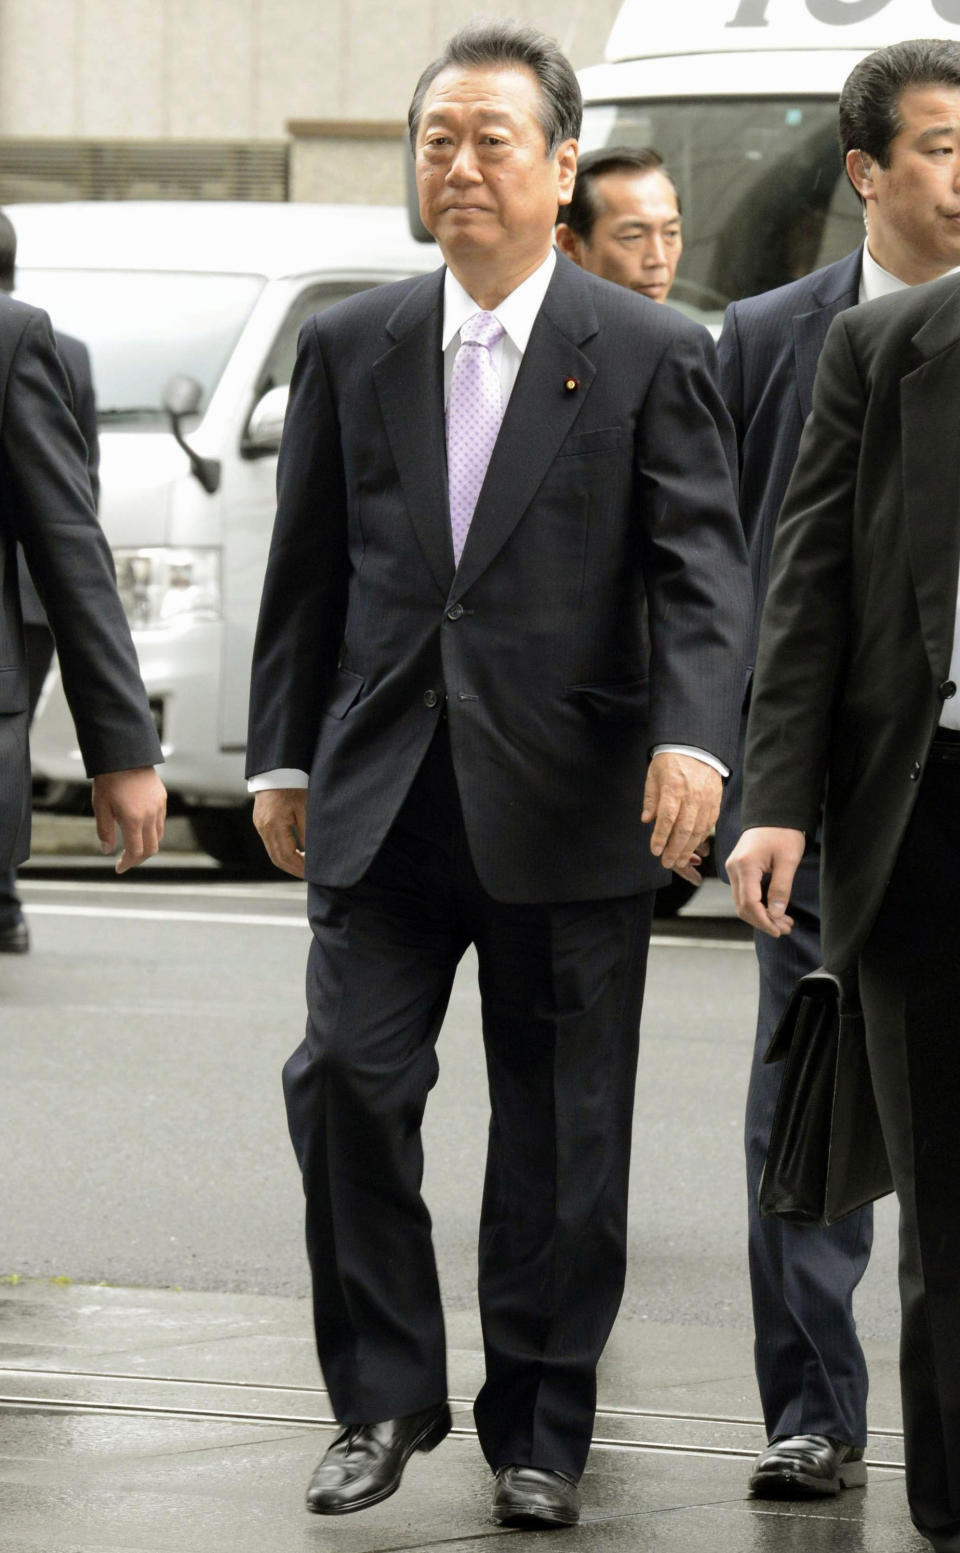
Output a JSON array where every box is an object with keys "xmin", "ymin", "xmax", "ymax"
[
  {"xmin": 728, "ymin": 264, "xmax": 960, "ymax": 1552},
  {"xmin": 717, "ymin": 38, "xmax": 960, "ymax": 1500}
]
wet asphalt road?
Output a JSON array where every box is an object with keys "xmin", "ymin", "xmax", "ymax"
[{"xmin": 1, "ymin": 856, "xmax": 900, "ymax": 1345}]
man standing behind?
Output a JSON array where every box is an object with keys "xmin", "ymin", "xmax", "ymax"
[
  {"xmin": 0, "ymin": 294, "xmax": 165, "ymax": 888},
  {"xmin": 248, "ymin": 19, "xmax": 749, "ymax": 1531},
  {"xmin": 555, "ymin": 147, "xmax": 683, "ymax": 304},
  {"xmin": 717, "ymin": 38, "xmax": 960, "ymax": 1501}
]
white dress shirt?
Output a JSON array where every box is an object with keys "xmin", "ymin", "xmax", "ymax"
[
  {"xmin": 858, "ymin": 241, "xmax": 960, "ymax": 730},
  {"xmin": 859, "ymin": 240, "xmax": 911, "ymax": 303},
  {"xmin": 250, "ymin": 248, "xmax": 725, "ymax": 789}
]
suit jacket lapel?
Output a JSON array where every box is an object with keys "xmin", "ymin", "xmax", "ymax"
[
  {"xmin": 452, "ymin": 256, "xmax": 598, "ymax": 600},
  {"xmin": 793, "ymin": 249, "xmax": 862, "ymax": 421},
  {"xmin": 901, "ymin": 278, "xmax": 960, "ymax": 681},
  {"xmin": 373, "ymin": 268, "xmax": 453, "ymax": 597}
]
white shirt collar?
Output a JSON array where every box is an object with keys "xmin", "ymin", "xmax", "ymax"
[
  {"xmin": 860, "ymin": 241, "xmax": 910, "ymax": 303},
  {"xmin": 441, "ymin": 249, "xmax": 556, "ymax": 354},
  {"xmin": 860, "ymin": 238, "xmax": 960, "ymax": 303}
]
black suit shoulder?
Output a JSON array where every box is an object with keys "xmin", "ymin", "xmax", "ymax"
[
  {"xmin": 309, "ymin": 268, "xmax": 442, "ymax": 348},
  {"xmin": 833, "ymin": 266, "xmax": 960, "ymax": 374},
  {"xmin": 0, "ymin": 296, "xmax": 52, "ymax": 404},
  {"xmin": 0, "ymin": 292, "xmax": 44, "ymax": 352}
]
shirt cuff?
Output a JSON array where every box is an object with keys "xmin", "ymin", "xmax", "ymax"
[
  {"xmin": 652, "ymin": 744, "xmax": 730, "ymax": 780},
  {"xmin": 247, "ymin": 768, "xmax": 309, "ymax": 792}
]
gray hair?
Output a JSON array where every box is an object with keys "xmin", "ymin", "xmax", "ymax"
[{"xmin": 408, "ymin": 17, "xmax": 582, "ymax": 155}]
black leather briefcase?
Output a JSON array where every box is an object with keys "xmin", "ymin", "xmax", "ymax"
[{"xmin": 758, "ymin": 968, "xmax": 894, "ymax": 1226}]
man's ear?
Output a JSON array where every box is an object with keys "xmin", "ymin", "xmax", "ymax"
[
  {"xmin": 555, "ymin": 223, "xmax": 582, "ymax": 264},
  {"xmin": 845, "ymin": 147, "xmax": 876, "ymax": 202}
]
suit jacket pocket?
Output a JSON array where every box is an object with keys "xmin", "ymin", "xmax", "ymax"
[
  {"xmin": 322, "ymin": 666, "xmax": 365, "ymax": 720},
  {"xmin": 0, "ymin": 665, "xmax": 29, "ymax": 714},
  {"xmin": 565, "ymin": 677, "xmax": 649, "ymax": 722},
  {"xmin": 556, "ymin": 426, "xmax": 622, "ymax": 459}
]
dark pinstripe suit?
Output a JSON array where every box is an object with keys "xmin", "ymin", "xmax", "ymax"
[
  {"xmin": 716, "ymin": 248, "xmax": 874, "ymax": 1449},
  {"xmin": 247, "ymin": 255, "xmax": 751, "ymax": 1477}
]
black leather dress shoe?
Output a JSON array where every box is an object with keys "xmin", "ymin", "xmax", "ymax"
[
  {"xmin": 749, "ymin": 1434, "xmax": 866, "ymax": 1498},
  {"xmin": 305, "ymin": 1401, "xmax": 451, "ymax": 1515},
  {"xmin": 492, "ymin": 1465, "xmax": 581, "ymax": 1527},
  {"xmin": 0, "ymin": 917, "xmax": 29, "ymax": 954}
]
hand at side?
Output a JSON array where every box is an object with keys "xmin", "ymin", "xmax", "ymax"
[
  {"xmin": 642, "ymin": 752, "xmax": 722, "ymax": 875},
  {"xmin": 725, "ymin": 826, "xmax": 806, "ymax": 936},
  {"xmin": 91, "ymin": 767, "xmax": 167, "ymax": 874},
  {"xmin": 253, "ymin": 788, "xmax": 307, "ymax": 878}
]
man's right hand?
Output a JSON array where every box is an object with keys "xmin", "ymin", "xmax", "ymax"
[
  {"xmin": 253, "ymin": 788, "xmax": 307, "ymax": 878},
  {"xmin": 725, "ymin": 826, "xmax": 806, "ymax": 937}
]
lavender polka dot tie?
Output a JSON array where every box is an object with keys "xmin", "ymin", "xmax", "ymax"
[{"xmin": 446, "ymin": 310, "xmax": 505, "ymax": 566}]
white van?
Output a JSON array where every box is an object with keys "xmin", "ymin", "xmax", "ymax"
[
  {"xmin": 14, "ymin": 202, "xmax": 437, "ymax": 866},
  {"xmin": 578, "ymin": 0, "xmax": 960, "ymax": 333}
]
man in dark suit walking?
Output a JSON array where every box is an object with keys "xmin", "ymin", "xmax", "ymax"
[
  {"xmin": 728, "ymin": 262, "xmax": 960, "ymax": 1553},
  {"xmin": 716, "ymin": 38, "xmax": 960, "ymax": 1500},
  {"xmin": 0, "ymin": 208, "xmax": 103, "ymax": 950},
  {"xmin": 247, "ymin": 19, "xmax": 749, "ymax": 1528},
  {"xmin": 0, "ymin": 292, "xmax": 165, "ymax": 888}
]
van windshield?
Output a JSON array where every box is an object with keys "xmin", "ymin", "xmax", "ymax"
[
  {"xmin": 581, "ymin": 98, "xmax": 863, "ymax": 328},
  {"xmin": 13, "ymin": 268, "xmax": 265, "ymax": 424}
]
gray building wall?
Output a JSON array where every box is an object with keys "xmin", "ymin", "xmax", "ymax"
[{"xmin": 0, "ymin": 0, "xmax": 620, "ymax": 202}]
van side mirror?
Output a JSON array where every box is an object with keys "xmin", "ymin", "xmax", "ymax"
[
  {"xmin": 243, "ymin": 384, "xmax": 289, "ymax": 458},
  {"xmin": 404, "ymin": 142, "xmax": 435, "ymax": 244},
  {"xmin": 162, "ymin": 374, "xmax": 221, "ymax": 495}
]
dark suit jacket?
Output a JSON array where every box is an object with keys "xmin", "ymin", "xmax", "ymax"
[
  {"xmin": 718, "ymin": 248, "xmax": 862, "ymax": 636},
  {"xmin": 741, "ymin": 270, "xmax": 960, "ymax": 969},
  {"xmin": 0, "ymin": 295, "xmax": 161, "ymax": 869},
  {"xmin": 247, "ymin": 254, "xmax": 751, "ymax": 904},
  {"xmin": 18, "ymin": 328, "xmax": 100, "ymax": 628}
]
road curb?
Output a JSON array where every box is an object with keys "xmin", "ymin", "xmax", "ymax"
[{"xmin": 29, "ymin": 813, "xmax": 198, "ymax": 855}]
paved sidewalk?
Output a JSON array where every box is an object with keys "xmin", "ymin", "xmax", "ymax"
[{"xmin": 0, "ymin": 1278, "xmax": 926, "ymax": 1553}]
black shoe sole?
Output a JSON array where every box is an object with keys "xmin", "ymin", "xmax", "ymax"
[
  {"xmin": 306, "ymin": 1406, "xmax": 452, "ymax": 1516},
  {"xmin": 492, "ymin": 1506, "xmax": 580, "ymax": 1528},
  {"xmin": 749, "ymin": 1460, "xmax": 867, "ymax": 1500}
]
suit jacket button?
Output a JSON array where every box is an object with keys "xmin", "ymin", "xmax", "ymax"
[
  {"xmin": 423, "ymin": 689, "xmax": 440, "ymax": 708},
  {"xmin": 940, "ymin": 679, "xmax": 957, "ymax": 699},
  {"xmin": 446, "ymin": 603, "xmax": 464, "ymax": 621},
  {"xmin": 910, "ymin": 761, "xmax": 922, "ymax": 781}
]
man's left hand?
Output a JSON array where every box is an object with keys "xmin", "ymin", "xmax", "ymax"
[
  {"xmin": 642, "ymin": 752, "xmax": 722, "ymax": 874},
  {"xmin": 91, "ymin": 767, "xmax": 167, "ymax": 873}
]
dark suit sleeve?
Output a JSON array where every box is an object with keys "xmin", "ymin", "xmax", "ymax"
[
  {"xmin": 60, "ymin": 336, "xmax": 100, "ymax": 510},
  {"xmin": 636, "ymin": 326, "xmax": 751, "ymax": 770},
  {"xmin": 1, "ymin": 309, "xmax": 161, "ymax": 775},
  {"xmin": 716, "ymin": 304, "xmax": 747, "ymax": 519},
  {"xmin": 18, "ymin": 333, "xmax": 101, "ymax": 627},
  {"xmin": 741, "ymin": 312, "xmax": 863, "ymax": 836},
  {"xmin": 246, "ymin": 316, "xmax": 349, "ymax": 777}
]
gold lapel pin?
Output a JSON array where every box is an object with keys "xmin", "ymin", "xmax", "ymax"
[{"xmin": 564, "ymin": 377, "xmax": 579, "ymax": 393}]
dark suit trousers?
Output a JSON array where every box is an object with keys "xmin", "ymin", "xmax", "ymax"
[
  {"xmin": 283, "ymin": 724, "xmax": 654, "ymax": 1479},
  {"xmin": 859, "ymin": 757, "xmax": 960, "ymax": 1552},
  {"xmin": 720, "ymin": 768, "xmax": 872, "ymax": 1446},
  {"xmin": 0, "ymin": 623, "xmax": 54, "ymax": 926}
]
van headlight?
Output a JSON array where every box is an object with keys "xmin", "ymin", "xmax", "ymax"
[{"xmin": 113, "ymin": 547, "xmax": 221, "ymax": 630}]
